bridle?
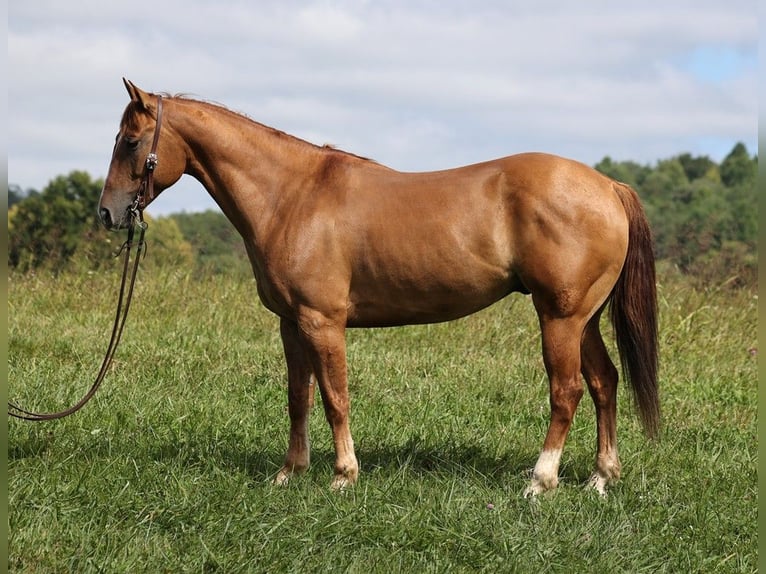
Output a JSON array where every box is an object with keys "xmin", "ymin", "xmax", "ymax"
[
  {"xmin": 132, "ymin": 95, "xmax": 164, "ymax": 213},
  {"xmin": 8, "ymin": 96, "xmax": 164, "ymax": 421}
]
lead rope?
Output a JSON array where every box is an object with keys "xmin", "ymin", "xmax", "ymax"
[{"xmin": 7, "ymin": 214, "xmax": 148, "ymax": 421}]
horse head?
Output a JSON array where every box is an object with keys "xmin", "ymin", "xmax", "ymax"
[{"xmin": 98, "ymin": 79, "xmax": 186, "ymax": 229}]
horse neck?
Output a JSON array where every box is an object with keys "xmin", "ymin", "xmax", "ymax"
[{"xmin": 171, "ymin": 98, "xmax": 320, "ymax": 237}]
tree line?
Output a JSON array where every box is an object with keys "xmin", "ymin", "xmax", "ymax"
[
  {"xmin": 8, "ymin": 142, "xmax": 757, "ymax": 287},
  {"xmin": 595, "ymin": 142, "xmax": 756, "ymax": 287}
]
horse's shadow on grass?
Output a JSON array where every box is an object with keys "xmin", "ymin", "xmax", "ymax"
[
  {"xmin": 7, "ymin": 430, "xmax": 57, "ymax": 461},
  {"xmin": 144, "ymin": 435, "xmax": 552, "ymax": 486},
  {"xmin": 359, "ymin": 438, "xmax": 534, "ymax": 480},
  {"xmin": 8, "ymin": 431, "xmax": 531, "ymax": 480},
  {"xmin": 8, "ymin": 430, "xmax": 593, "ymax": 487}
]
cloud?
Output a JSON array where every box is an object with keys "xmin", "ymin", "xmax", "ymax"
[{"xmin": 9, "ymin": 1, "xmax": 757, "ymax": 215}]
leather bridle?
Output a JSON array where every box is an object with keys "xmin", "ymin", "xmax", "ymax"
[
  {"xmin": 133, "ymin": 95, "xmax": 164, "ymax": 213},
  {"xmin": 8, "ymin": 96, "xmax": 164, "ymax": 421}
]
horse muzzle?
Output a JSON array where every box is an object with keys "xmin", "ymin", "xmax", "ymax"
[{"xmin": 98, "ymin": 205, "xmax": 132, "ymax": 230}]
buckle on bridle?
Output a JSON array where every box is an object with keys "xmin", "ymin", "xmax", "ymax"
[{"xmin": 145, "ymin": 153, "xmax": 158, "ymax": 171}]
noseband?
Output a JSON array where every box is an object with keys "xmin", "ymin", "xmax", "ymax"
[{"xmin": 7, "ymin": 97, "xmax": 164, "ymax": 421}]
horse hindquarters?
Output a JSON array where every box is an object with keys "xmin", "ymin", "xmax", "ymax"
[{"xmin": 524, "ymin": 180, "xmax": 658, "ymax": 497}]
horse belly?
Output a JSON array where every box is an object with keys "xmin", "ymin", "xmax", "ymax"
[{"xmin": 345, "ymin": 261, "xmax": 514, "ymax": 328}]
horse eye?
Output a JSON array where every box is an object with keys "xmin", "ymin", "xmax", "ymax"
[{"xmin": 125, "ymin": 139, "xmax": 140, "ymax": 151}]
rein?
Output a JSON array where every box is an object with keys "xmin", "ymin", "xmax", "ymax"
[{"xmin": 8, "ymin": 96, "xmax": 164, "ymax": 421}]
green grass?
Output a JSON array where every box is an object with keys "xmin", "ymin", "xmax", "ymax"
[{"xmin": 8, "ymin": 266, "xmax": 757, "ymax": 573}]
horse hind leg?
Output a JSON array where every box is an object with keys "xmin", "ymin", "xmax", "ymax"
[
  {"xmin": 581, "ymin": 312, "xmax": 621, "ymax": 495},
  {"xmin": 524, "ymin": 314, "xmax": 586, "ymax": 497}
]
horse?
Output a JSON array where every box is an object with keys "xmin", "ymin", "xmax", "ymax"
[{"xmin": 99, "ymin": 79, "xmax": 658, "ymax": 496}]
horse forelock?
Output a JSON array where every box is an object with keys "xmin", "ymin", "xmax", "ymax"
[
  {"xmin": 120, "ymin": 101, "xmax": 142, "ymax": 132},
  {"xmin": 119, "ymin": 99, "xmax": 163, "ymax": 132}
]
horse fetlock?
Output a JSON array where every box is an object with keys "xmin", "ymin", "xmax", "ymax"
[
  {"xmin": 596, "ymin": 455, "xmax": 621, "ymax": 482},
  {"xmin": 588, "ymin": 457, "xmax": 621, "ymax": 496},
  {"xmin": 524, "ymin": 448, "xmax": 562, "ymax": 497}
]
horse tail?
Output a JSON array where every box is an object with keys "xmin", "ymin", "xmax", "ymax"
[{"xmin": 609, "ymin": 182, "xmax": 660, "ymax": 438}]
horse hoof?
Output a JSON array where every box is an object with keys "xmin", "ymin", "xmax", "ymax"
[
  {"xmin": 273, "ymin": 469, "xmax": 292, "ymax": 487},
  {"xmin": 330, "ymin": 473, "xmax": 358, "ymax": 491},
  {"xmin": 331, "ymin": 476, "xmax": 349, "ymax": 491},
  {"xmin": 523, "ymin": 474, "xmax": 558, "ymax": 497},
  {"xmin": 587, "ymin": 473, "xmax": 609, "ymax": 497},
  {"xmin": 523, "ymin": 483, "xmax": 542, "ymax": 498}
]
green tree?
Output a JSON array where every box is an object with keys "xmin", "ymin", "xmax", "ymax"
[
  {"xmin": 720, "ymin": 142, "xmax": 756, "ymax": 188},
  {"xmin": 142, "ymin": 214, "xmax": 195, "ymax": 269},
  {"xmin": 640, "ymin": 158, "xmax": 690, "ymax": 201},
  {"xmin": 171, "ymin": 210, "xmax": 249, "ymax": 275},
  {"xmin": 8, "ymin": 171, "xmax": 113, "ymax": 271},
  {"xmin": 677, "ymin": 153, "xmax": 717, "ymax": 183},
  {"xmin": 8, "ymin": 184, "xmax": 27, "ymax": 208},
  {"xmin": 9, "ymin": 171, "xmax": 199, "ymax": 273},
  {"xmin": 594, "ymin": 156, "xmax": 650, "ymax": 188},
  {"xmin": 594, "ymin": 144, "xmax": 757, "ymax": 288}
]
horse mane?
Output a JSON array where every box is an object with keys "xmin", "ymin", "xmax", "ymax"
[{"xmin": 124, "ymin": 92, "xmax": 377, "ymax": 164}]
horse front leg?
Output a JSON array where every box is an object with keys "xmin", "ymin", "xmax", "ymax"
[
  {"xmin": 274, "ymin": 318, "xmax": 316, "ymax": 486},
  {"xmin": 298, "ymin": 310, "xmax": 359, "ymax": 490}
]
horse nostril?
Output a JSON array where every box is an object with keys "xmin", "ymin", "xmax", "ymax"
[{"xmin": 99, "ymin": 208, "xmax": 112, "ymax": 228}]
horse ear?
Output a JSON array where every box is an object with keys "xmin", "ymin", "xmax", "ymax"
[
  {"xmin": 123, "ymin": 78, "xmax": 139, "ymax": 101},
  {"xmin": 122, "ymin": 78, "xmax": 152, "ymax": 110}
]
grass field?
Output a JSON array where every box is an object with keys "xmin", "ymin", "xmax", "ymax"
[{"xmin": 8, "ymin": 265, "xmax": 757, "ymax": 573}]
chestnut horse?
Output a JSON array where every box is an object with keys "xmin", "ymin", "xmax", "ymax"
[{"xmin": 99, "ymin": 80, "xmax": 658, "ymax": 496}]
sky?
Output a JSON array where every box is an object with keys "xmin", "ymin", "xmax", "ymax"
[{"xmin": 8, "ymin": 0, "xmax": 757, "ymax": 216}]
